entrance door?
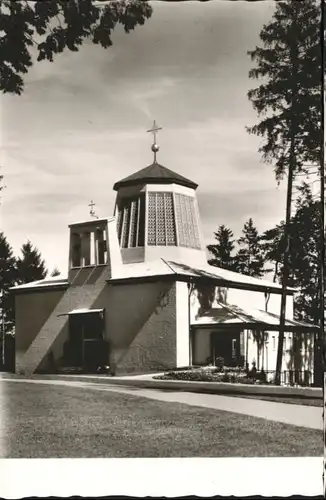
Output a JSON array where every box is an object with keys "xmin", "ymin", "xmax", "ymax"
[
  {"xmin": 66, "ymin": 311, "xmax": 107, "ymax": 372},
  {"xmin": 212, "ymin": 330, "xmax": 241, "ymax": 367}
]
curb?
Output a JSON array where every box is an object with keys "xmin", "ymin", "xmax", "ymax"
[{"xmin": 8, "ymin": 373, "xmax": 322, "ymax": 399}]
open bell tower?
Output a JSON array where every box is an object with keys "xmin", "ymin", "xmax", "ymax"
[{"xmin": 113, "ymin": 121, "xmax": 207, "ymax": 267}]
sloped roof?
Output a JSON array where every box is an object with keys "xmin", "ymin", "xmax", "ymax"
[
  {"xmin": 113, "ymin": 162, "xmax": 198, "ymax": 190},
  {"xmin": 11, "ymin": 259, "xmax": 296, "ymax": 295},
  {"xmin": 192, "ymin": 302, "xmax": 318, "ymax": 331},
  {"xmin": 166, "ymin": 261, "xmax": 296, "ymax": 292},
  {"xmin": 11, "ymin": 276, "xmax": 68, "ymax": 291},
  {"xmin": 110, "ymin": 258, "xmax": 296, "ymax": 293}
]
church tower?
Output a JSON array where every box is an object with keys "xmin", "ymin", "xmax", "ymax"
[{"xmin": 113, "ymin": 121, "xmax": 207, "ymax": 267}]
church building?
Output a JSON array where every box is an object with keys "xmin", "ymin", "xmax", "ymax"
[{"xmin": 12, "ymin": 123, "xmax": 317, "ymax": 382}]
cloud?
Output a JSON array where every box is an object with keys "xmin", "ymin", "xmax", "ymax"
[{"xmin": 0, "ymin": 0, "xmax": 280, "ymax": 274}]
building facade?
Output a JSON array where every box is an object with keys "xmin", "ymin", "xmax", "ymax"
[{"xmin": 12, "ymin": 133, "xmax": 317, "ymax": 381}]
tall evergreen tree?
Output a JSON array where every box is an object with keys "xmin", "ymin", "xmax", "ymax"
[
  {"xmin": 262, "ymin": 184, "xmax": 321, "ymax": 321},
  {"xmin": 207, "ymin": 225, "xmax": 238, "ymax": 271},
  {"xmin": 236, "ymin": 218, "xmax": 265, "ymax": 277},
  {"xmin": 16, "ymin": 241, "xmax": 47, "ymax": 284},
  {"xmin": 0, "ymin": 233, "xmax": 17, "ymax": 335},
  {"xmin": 247, "ymin": 0, "xmax": 321, "ymax": 384},
  {"xmin": 51, "ymin": 268, "xmax": 61, "ymax": 277},
  {"xmin": 260, "ymin": 222, "xmax": 286, "ymax": 283},
  {"xmin": 261, "ymin": 184, "xmax": 322, "ymax": 379}
]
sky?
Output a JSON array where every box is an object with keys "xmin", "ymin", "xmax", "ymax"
[{"xmin": 0, "ymin": 0, "xmax": 290, "ymax": 275}]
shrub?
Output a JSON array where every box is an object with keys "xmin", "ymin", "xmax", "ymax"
[
  {"xmin": 153, "ymin": 368, "xmax": 258, "ymax": 385},
  {"xmin": 220, "ymin": 373, "xmax": 230, "ymax": 382},
  {"xmin": 215, "ymin": 357, "xmax": 225, "ymax": 370}
]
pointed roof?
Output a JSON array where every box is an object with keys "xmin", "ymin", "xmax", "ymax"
[{"xmin": 113, "ymin": 162, "xmax": 198, "ymax": 191}]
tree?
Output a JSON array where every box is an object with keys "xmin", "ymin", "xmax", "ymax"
[
  {"xmin": 51, "ymin": 267, "xmax": 61, "ymax": 277},
  {"xmin": 236, "ymin": 218, "xmax": 265, "ymax": 277},
  {"xmin": 247, "ymin": 0, "xmax": 321, "ymax": 384},
  {"xmin": 0, "ymin": 233, "xmax": 17, "ymax": 336},
  {"xmin": 16, "ymin": 241, "xmax": 47, "ymax": 284},
  {"xmin": 260, "ymin": 223, "xmax": 285, "ymax": 283},
  {"xmin": 0, "ymin": 0, "xmax": 153, "ymax": 95},
  {"xmin": 261, "ymin": 184, "xmax": 322, "ymax": 379},
  {"xmin": 207, "ymin": 225, "xmax": 238, "ymax": 271}
]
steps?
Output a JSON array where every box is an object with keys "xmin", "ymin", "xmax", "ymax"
[{"xmin": 16, "ymin": 269, "xmax": 108, "ymax": 376}]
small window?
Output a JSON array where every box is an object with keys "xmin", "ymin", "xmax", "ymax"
[{"xmin": 232, "ymin": 338, "xmax": 236, "ymax": 358}]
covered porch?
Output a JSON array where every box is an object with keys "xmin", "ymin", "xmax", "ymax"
[{"xmin": 190, "ymin": 302, "xmax": 318, "ymax": 384}]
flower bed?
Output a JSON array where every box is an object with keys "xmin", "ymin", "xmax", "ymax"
[{"xmin": 153, "ymin": 366, "xmax": 267, "ymax": 385}]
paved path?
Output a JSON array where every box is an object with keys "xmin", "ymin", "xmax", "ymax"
[{"xmin": 2, "ymin": 377, "xmax": 322, "ymax": 430}]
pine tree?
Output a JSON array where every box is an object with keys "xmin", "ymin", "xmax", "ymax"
[
  {"xmin": 51, "ymin": 268, "xmax": 61, "ymax": 277},
  {"xmin": 261, "ymin": 184, "xmax": 322, "ymax": 380},
  {"xmin": 247, "ymin": 0, "xmax": 321, "ymax": 384},
  {"xmin": 16, "ymin": 241, "xmax": 47, "ymax": 284},
  {"xmin": 0, "ymin": 233, "xmax": 17, "ymax": 335},
  {"xmin": 207, "ymin": 225, "xmax": 238, "ymax": 271},
  {"xmin": 236, "ymin": 218, "xmax": 265, "ymax": 277},
  {"xmin": 260, "ymin": 223, "xmax": 285, "ymax": 283}
]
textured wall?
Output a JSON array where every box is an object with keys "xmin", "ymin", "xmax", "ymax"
[
  {"xmin": 115, "ymin": 282, "xmax": 177, "ymax": 373},
  {"xmin": 190, "ymin": 284, "xmax": 294, "ymax": 320},
  {"xmin": 15, "ymin": 289, "xmax": 66, "ymax": 353},
  {"xmin": 192, "ymin": 329, "xmax": 211, "ymax": 365},
  {"xmin": 15, "ymin": 277, "xmax": 179, "ymax": 374},
  {"xmin": 175, "ymin": 281, "xmax": 190, "ymax": 367}
]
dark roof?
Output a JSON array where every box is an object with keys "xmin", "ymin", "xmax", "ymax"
[{"xmin": 113, "ymin": 162, "xmax": 198, "ymax": 191}]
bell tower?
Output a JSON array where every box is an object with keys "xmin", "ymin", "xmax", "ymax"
[{"xmin": 113, "ymin": 121, "xmax": 207, "ymax": 267}]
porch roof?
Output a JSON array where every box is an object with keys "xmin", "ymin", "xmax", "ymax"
[
  {"xmin": 191, "ymin": 302, "xmax": 319, "ymax": 333},
  {"xmin": 68, "ymin": 308, "xmax": 104, "ymax": 315}
]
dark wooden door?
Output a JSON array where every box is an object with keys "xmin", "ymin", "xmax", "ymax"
[{"xmin": 212, "ymin": 331, "xmax": 241, "ymax": 367}]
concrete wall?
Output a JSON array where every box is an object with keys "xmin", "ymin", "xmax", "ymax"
[
  {"xmin": 190, "ymin": 284, "xmax": 292, "ymax": 322},
  {"xmin": 56, "ymin": 279, "xmax": 179, "ymax": 373},
  {"xmin": 193, "ymin": 328, "xmax": 211, "ymax": 365},
  {"xmin": 223, "ymin": 287, "xmax": 293, "ymax": 319},
  {"xmin": 175, "ymin": 281, "xmax": 190, "ymax": 367},
  {"xmin": 108, "ymin": 281, "xmax": 177, "ymax": 373},
  {"xmin": 246, "ymin": 330, "xmax": 314, "ymax": 379},
  {"xmin": 14, "ymin": 276, "xmax": 181, "ymax": 374},
  {"xmin": 15, "ymin": 288, "xmax": 66, "ymax": 353}
]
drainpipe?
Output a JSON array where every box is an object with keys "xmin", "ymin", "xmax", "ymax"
[
  {"xmin": 246, "ymin": 330, "xmax": 249, "ymax": 372},
  {"xmin": 264, "ymin": 291, "xmax": 270, "ymax": 372},
  {"xmin": 187, "ymin": 281, "xmax": 192, "ymax": 367}
]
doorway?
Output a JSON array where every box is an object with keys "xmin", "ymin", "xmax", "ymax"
[
  {"xmin": 65, "ymin": 311, "xmax": 108, "ymax": 372},
  {"xmin": 211, "ymin": 330, "xmax": 243, "ymax": 367}
]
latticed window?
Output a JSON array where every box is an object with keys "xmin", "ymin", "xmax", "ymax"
[
  {"xmin": 128, "ymin": 199, "xmax": 138, "ymax": 248},
  {"xmin": 121, "ymin": 205, "xmax": 130, "ymax": 248},
  {"xmin": 147, "ymin": 192, "xmax": 177, "ymax": 246},
  {"xmin": 117, "ymin": 195, "xmax": 145, "ymax": 248},
  {"xmin": 174, "ymin": 194, "xmax": 201, "ymax": 249}
]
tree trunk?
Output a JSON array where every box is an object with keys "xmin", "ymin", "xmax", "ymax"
[
  {"xmin": 317, "ymin": 0, "xmax": 325, "ymax": 390},
  {"xmin": 275, "ymin": 138, "xmax": 295, "ymax": 385}
]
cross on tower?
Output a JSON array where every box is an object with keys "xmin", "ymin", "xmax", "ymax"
[
  {"xmin": 147, "ymin": 120, "xmax": 162, "ymax": 163},
  {"xmin": 89, "ymin": 200, "xmax": 98, "ymax": 219},
  {"xmin": 147, "ymin": 120, "xmax": 162, "ymax": 143}
]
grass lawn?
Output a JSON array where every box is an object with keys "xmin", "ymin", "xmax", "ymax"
[{"xmin": 1, "ymin": 381, "xmax": 322, "ymax": 458}]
